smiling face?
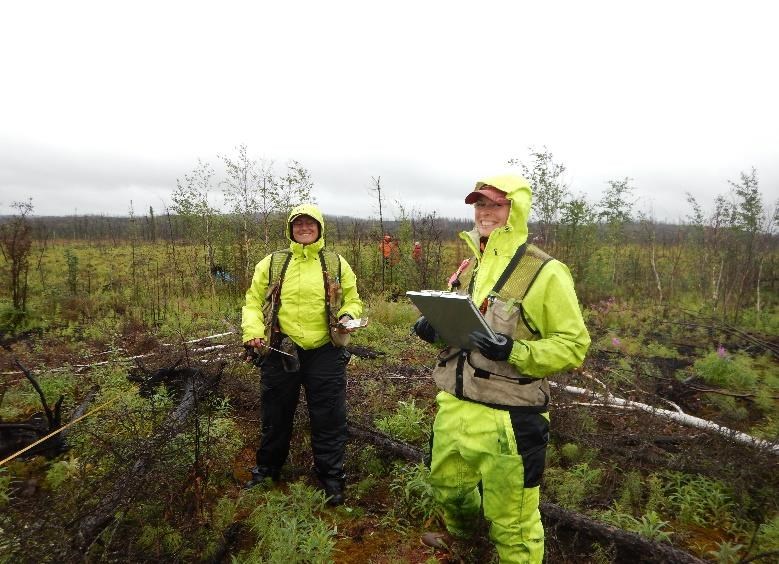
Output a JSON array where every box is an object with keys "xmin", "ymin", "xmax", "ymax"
[
  {"xmin": 473, "ymin": 195, "xmax": 510, "ymax": 237},
  {"xmin": 291, "ymin": 215, "xmax": 320, "ymax": 245}
]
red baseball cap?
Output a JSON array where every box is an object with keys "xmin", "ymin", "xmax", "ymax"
[{"xmin": 464, "ymin": 185, "xmax": 510, "ymax": 205}]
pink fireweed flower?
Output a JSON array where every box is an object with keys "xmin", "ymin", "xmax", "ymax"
[
  {"xmin": 611, "ymin": 337, "xmax": 621, "ymax": 348},
  {"xmin": 716, "ymin": 345, "xmax": 727, "ymax": 358}
]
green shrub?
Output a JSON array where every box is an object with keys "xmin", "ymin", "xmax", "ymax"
[
  {"xmin": 588, "ymin": 541, "xmax": 617, "ymax": 564},
  {"xmin": 545, "ymin": 462, "xmax": 602, "ymax": 510},
  {"xmin": 382, "ymin": 462, "xmax": 440, "ymax": 530},
  {"xmin": 632, "ymin": 511, "xmax": 672, "ymax": 543},
  {"xmin": 137, "ymin": 522, "xmax": 184, "ymax": 557},
  {"xmin": 211, "ymin": 495, "xmax": 237, "ymax": 532},
  {"xmin": 599, "ymin": 506, "xmax": 672, "ymax": 542},
  {"xmin": 616, "ymin": 469, "xmax": 644, "ymax": 514},
  {"xmin": 374, "ymin": 399, "xmax": 430, "ymax": 444},
  {"xmin": 707, "ymin": 541, "xmax": 744, "ymax": 564},
  {"xmin": 692, "ymin": 351, "xmax": 759, "ymax": 390},
  {"xmin": 560, "ymin": 442, "xmax": 580, "ymax": 463},
  {"xmin": 754, "ymin": 514, "xmax": 779, "ymax": 554},
  {"xmin": 645, "ymin": 341, "xmax": 679, "ymax": 359},
  {"xmin": 235, "ymin": 482, "xmax": 335, "ymax": 563},
  {"xmin": 45, "ymin": 458, "xmax": 80, "ymax": 489},
  {"xmin": 0, "ymin": 372, "xmax": 74, "ymax": 420},
  {"xmin": 353, "ymin": 445, "xmax": 386, "ymax": 476},
  {"xmin": 662, "ymin": 471, "xmax": 735, "ymax": 528},
  {"xmin": 0, "ymin": 469, "xmax": 11, "ymax": 507},
  {"xmin": 644, "ymin": 474, "xmax": 665, "ymax": 514}
]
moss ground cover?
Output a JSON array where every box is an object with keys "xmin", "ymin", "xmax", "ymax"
[{"xmin": 0, "ymin": 238, "xmax": 777, "ymax": 562}]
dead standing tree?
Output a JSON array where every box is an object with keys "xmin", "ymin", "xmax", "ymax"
[
  {"xmin": 369, "ymin": 175, "xmax": 388, "ymax": 292},
  {"xmin": 0, "ymin": 360, "xmax": 65, "ymax": 461},
  {"xmin": 0, "ymin": 199, "xmax": 34, "ymax": 321}
]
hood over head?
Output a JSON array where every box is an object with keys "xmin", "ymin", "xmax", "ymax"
[
  {"xmin": 287, "ymin": 203, "xmax": 325, "ymax": 252},
  {"xmin": 466, "ymin": 174, "xmax": 532, "ymax": 247}
]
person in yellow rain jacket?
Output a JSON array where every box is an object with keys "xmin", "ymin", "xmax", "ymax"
[
  {"xmin": 412, "ymin": 175, "xmax": 590, "ymax": 562},
  {"xmin": 242, "ymin": 204, "xmax": 363, "ymax": 506}
]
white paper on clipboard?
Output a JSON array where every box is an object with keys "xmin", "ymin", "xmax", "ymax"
[{"xmin": 406, "ymin": 290, "xmax": 497, "ymax": 350}]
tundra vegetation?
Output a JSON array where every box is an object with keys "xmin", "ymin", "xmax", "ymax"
[{"xmin": 0, "ymin": 146, "xmax": 777, "ymax": 563}]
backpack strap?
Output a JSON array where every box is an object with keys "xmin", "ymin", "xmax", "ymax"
[
  {"xmin": 263, "ymin": 250, "xmax": 292, "ymax": 350},
  {"xmin": 492, "ymin": 243, "xmax": 528, "ymax": 294},
  {"xmin": 269, "ymin": 250, "xmax": 292, "ymax": 285},
  {"xmin": 318, "ymin": 249, "xmax": 342, "ymax": 326}
]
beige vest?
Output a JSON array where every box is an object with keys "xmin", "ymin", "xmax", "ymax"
[{"xmin": 432, "ymin": 245, "xmax": 552, "ymax": 410}]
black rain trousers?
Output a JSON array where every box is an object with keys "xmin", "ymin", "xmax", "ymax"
[{"xmin": 256, "ymin": 342, "xmax": 350, "ymax": 486}]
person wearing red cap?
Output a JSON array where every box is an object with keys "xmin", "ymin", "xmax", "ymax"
[{"xmin": 413, "ymin": 175, "xmax": 590, "ymax": 563}]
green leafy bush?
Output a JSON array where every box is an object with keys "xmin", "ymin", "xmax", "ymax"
[
  {"xmin": 692, "ymin": 351, "xmax": 758, "ymax": 390},
  {"xmin": 560, "ymin": 442, "xmax": 580, "ymax": 463},
  {"xmin": 382, "ymin": 462, "xmax": 440, "ymax": 531},
  {"xmin": 235, "ymin": 482, "xmax": 335, "ymax": 563},
  {"xmin": 754, "ymin": 514, "xmax": 779, "ymax": 554},
  {"xmin": 137, "ymin": 522, "xmax": 184, "ymax": 557},
  {"xmin": 374, "ymin": 399, "xmax": 429, "ymax": 444},
  {"xmin": 632, "ymin": 511, "xmax": 672, "ymax": 543},
  {"xmin": 545, "ymin": 462, "xmax": 602, "ymax": 510},
  {"xmin": 0, "ymin": 469, "xmax": 11, "ymax": 507},
  {"xmin": 662, "ymin": 471, "xmax": 735, "ymax": 528},
  {"xmin": 0, "ymin": 372, "xmax": 74, "ymax": 420},
  {"xmin": 353, "ymin": 445, "xmax": 386, "ymax": 476},
  {"xmin": 616, "ymin": 469, "xmax": 644, "ymax": 514},
  {"xmin": 45, "ymin": 458, "xmax": 80, "ymax": 489},
  {"xmin": 707, "ymin": 541, "xmax": 744, "ymax": 564}
]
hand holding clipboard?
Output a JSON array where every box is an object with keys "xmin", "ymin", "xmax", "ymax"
[{"xmin": 406, "ymin": 290, "xmax": 498, "ymax": 350}]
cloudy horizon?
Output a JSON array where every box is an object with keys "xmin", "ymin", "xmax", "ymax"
[{"xmin": 2, "ymin": 1, "xmax": 777, "ymax": 224}]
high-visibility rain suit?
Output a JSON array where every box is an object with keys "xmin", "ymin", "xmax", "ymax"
[
  {"xmin": 242, "ymin": 204, "xmax": 363, "ymax": 489},
  {"xmin": 428, "ymin": 175, "xmax": 590, "ymax": 564}
]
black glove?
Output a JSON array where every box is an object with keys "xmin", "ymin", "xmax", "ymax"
[
  {"xmin": 470, "ymin": 331, "xmax": 513, "ymax": 361},
  {"xmin": 242, "ymin": 344, "xmax": 264, "ymax": 367},
  {"xmin": 412, "ymin": 316, "xmax": 437, "ymax": 344},
  {"xmin": 242, "ymin": 344, "xmax": 258, "ymax": 362}
]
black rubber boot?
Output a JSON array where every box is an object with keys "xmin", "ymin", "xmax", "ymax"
[
  {"xmin": 243, "ymin": 466, "xmax": 280, "ymax": 489},
  {"xmin": 322, "ymin": 480, "xmax": 345, "ymax": 506}
]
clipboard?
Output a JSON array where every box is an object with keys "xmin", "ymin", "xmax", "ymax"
[{"xmin": 406, "ymin": 290, "xmax": 497, "ymax": 349}]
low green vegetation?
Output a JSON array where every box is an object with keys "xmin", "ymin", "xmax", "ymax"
[{"xmin": 0, "ymin": 162, "xmax": 777, "ymax": 563}]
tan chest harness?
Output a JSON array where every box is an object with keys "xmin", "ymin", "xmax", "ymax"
[
  {"xmin": 261, "ymin": 248, "xmax": 349, "ymax": 352},
  {"xmin": 432, "ymin": 243, "xmax": 553, "ymax": 410}
]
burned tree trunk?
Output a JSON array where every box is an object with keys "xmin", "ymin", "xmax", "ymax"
[
  {"xmin": 0, "ymin": 360, "xmax": 66, "ymax": 461},
  {"xmin": 541, "ymin": 502, "xmax": 707, "ymax": 563},
  {"xmin": 74, "ymin": 365, "xmax": 222, "ymax": 552},
  {"xmin": 348, "ymin": 420, "xmax": 425, "ymax": 461}
]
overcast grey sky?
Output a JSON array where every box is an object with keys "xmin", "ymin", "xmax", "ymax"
[{"xmin": 1, "ymin": 0, "xmax": 777, "ymax": 222}]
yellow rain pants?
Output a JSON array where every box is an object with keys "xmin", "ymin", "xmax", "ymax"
[{"xmin": 428, "ymin": 391, "xmax": 549, "ymax": 564}]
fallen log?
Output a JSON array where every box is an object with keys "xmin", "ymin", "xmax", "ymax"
[
  {"xmin": 74, "ymin": 364, "xmax": 222, "ymax": 552},
  {"xmin": 346, "ymin": 422, "xmax": 707, "ymax": 563},
  {"xmin": 347, "ymin": 420, "xmax": 425, "ymax": 461},
  {"xmin": 552, "ymin": 381, "xmax": 779, "ymax": 455},
  {"xmin": 541, "ymin": 502, "xmax": 707, "ymax": 563}
]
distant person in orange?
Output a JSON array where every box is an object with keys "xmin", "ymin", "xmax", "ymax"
[
  {"xmin": 380, "ymin": 234, "xmax": 400, "ymax": 265},
  {"xmin": 412, "ymin": 241, "xmax": 422, "ymax": 263}
]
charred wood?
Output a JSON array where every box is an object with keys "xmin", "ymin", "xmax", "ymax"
[
  {"xmin": 347, "ymin": 420, "xmax": 425, "ymax": 462},
  {"xmin": 74, "ymin": 364, "xmax": 223, "ymax": 552},
  {"xmin": 542, "ymin": 502, "xmax": 707, "ymax": 563},
  {"xmin": 347, "ymin": 421, "xmax": 707, "ymax": 563}
]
